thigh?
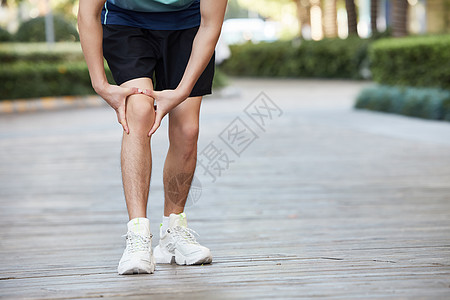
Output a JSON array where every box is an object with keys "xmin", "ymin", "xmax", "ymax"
[
  {"xmin": 155, "ymin": 26, "xmax": 215, "ymax": 97},
  {"xmin": 168, "ymin": 96, "xmax": 202, "ymax": 140},
  {"xmin": 103, "ymin": 24, "xmax": 159, "ymax": 86},
  {"xmin": 120, "ymin": 77, "xmax": 154, "ymax": 89}
]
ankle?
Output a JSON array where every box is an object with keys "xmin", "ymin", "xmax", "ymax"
[
  {"xmin": 127, "ymin": 217, "xmax": 151, "ymax": 236},
  {"xmin": 161, "ymin": 215, "xmax": 170, "ymax": 235}
]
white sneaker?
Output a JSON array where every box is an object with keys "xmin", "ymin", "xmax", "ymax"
[
  {"xmin": 154, "ymin": 213, "xmax": 212, "ymax": 265},
  {"xmin": 117, "ymin": 217, "xmax": 156, "ymax": 275}
]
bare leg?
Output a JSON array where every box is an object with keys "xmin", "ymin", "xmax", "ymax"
[
  {"xmin": 120, "ymin": 78, "xmax": 155, "ymax": 220},
  {"xmin": 163, "ymin": 96, "xmax": 202, "ymax": 216}
]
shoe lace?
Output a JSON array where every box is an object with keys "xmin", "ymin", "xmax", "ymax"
[
  {"xmin": 170, "ymin": 226, "xmax": 200, "ymax": 245},
  {"xmin": 122, "ymin": 231, "xmax": 152, "ymax": 253}
]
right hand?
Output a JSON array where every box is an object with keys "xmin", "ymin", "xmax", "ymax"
[{"xmin": 96, "ymin": 83, "xmax": 141, "ymax": 134}]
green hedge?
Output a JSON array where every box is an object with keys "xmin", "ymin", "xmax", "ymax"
[
  {"xmin": 355, "ymin": 85, "xmax": 450, "ymax": 121},
  {"xmin": 0, "ymin": 43, "xmax": 227, "ymax": 100},
  {"xmin": 369, "ymin": 35, "xmax": 450, "ymax": 89},
  {"xmin": 221, "ymin": 37, "xmax": 370, "ymax": 79},
  {"xmin": 0, "ymin": 43, "xmax": 102, "ymax": 99},
  {"xmin": 0, "ymin": 27, "xmax": 12, "ymax": 42},
  {"xmin": 0, "ymin": 62, "xmax": 227, "ymax": 100},
  {"xmin": 0, "ymin": 62, "xmax": 115, "ymax": 99}
]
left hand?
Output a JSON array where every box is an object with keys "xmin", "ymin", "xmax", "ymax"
[{"xmin": 142, "ymin": 89, "xmax": 188, "ymax": 136}]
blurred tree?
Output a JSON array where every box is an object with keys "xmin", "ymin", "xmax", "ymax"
[
  {"xmin": 293, "ymin": 0, "xmax": 311, "ymax": 38},
  {"xmin": 370, "ymin": 0, "xmax": 378, "ymax": 35},
  {"xmin": 15, "ymin": 14, "xmax": 79, "ymax": 42},
  {"xmin": 323, "ymin": 0, "xmax": 337, "ymax": 37},
  {"xmin": 54, "ymin": 0, "xmax": 78, "ymax": 21},
  {"xmin": 392, "ymin": 0, "xmax": 408, "ymax": 37},
  {"xmin": 345, "ymin": 0, "xmax": 358, "ymax": 35},
  {"xmin": 1, "ymin": 0, "xmax": 23, "ymax": 6},
  {"xmin": 0, "ymin": 26, "xmax": 13, "ymax": 40},
  {"xmin": 237, "ymin": 0, "xmax": 299, "ymax": 38},
  {"xmin": 2, "ymin": 0, "xmax": 78, "ymax": 21},
  {"xmin": 225, "ymin": 0, "xmax": 250, "ymax": 19}
]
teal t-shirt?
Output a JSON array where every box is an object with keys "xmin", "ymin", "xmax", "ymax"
[
  {"xmin": 108, "ymin": 0, "xmax": 196, "ymax": 12},
  {"xmin": 101, "ymin": 0, "xmax": 201, "ymax": 30}
]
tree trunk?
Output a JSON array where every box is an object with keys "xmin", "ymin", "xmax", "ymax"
[
  {"xmin": 345, "ymin": 0, "xmax": 358, "ymax": 36},
  {"xmin": 323, "ymin": 0, "xmax": 337, "ymax": 38},
  {"xmin": 392, "ymin": 0, "xmax": 408, "ymax": 37},
  {"xmin": 295, "ymin": 0, "xmax": 312, "ymax": 39},
  {"xmin": 370, "ymin": 0, "xmax": 378, "ymax": 34}
]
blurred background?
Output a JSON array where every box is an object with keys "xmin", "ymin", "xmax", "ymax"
[
  {"xmin": 1, "ymin": 3, "xmax": 450, "ymax": 297},
  {"xmin": 0, "ymin": 0, "xmax": 449, "ymax": 119}
]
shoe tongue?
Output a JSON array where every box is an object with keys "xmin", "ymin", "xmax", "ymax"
[
  {"xmin": 127, "ymin": 217, "xmax": 150, "ymax": 236},
  {"xmin": 169, "ymin": 212, "xmax": 187, "ymax": 228}
]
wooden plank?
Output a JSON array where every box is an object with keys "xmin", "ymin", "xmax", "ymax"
[{"xmin": 1, "ymin": 79, "xmax": 450, "ymax": 299}]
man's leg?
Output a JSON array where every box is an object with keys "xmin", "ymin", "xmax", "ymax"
[
  {"xmin": 117, "ymin": 77, "xmax": 156, "ymax": 275},
  {"xmin": 120, "ymin": 78, "xmax": 155, "ymax": 220},
  {"xmin": 154, "ymin": 95, "xmax": 212, "ymax": 265},
  {"xmin": 163, "ymin": 96, "xmax": 202, "ymax": 215}
]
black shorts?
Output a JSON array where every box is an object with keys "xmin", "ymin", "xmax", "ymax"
[{"xmin": 102, "ymin": 24, "xmax": 215, "ymax": 97}]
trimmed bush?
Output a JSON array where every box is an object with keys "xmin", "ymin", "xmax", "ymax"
[
  {"xmin": 369, "ymin": 35, "xmax": 450, "ymax": 89},
  {"xmin": 0, "ymin": 62, "xmax": 114, "ymax": 100},
  {"xmin": 15, "ymin": 15, "xmax": 79, "ymax": 42},
  {"xmin": 0, "ymin": 43, "xmax": 97, "ymax": 99},
  {"xmin": 0, "ymin": 27, "xmax": 12, "ymax": 42},
  {"xmin": 221, "ymin": 41, "xmax": 296, "ymax": 77},
  {"xmin": 0, "ymin": 62, "xmax": 227, "ymax": 100},
  {"xmin": 355, "ymin": 85, "xmax": 450, "ymax": 121},
  {"xmin": 0, "ymin": 42, "xmax": 228, "ymax": 100},
  {"xmin": 221, "ymin": 37, "xmax": 370, "ymax": 79},
  {"xmin": 212, "ymin": 67, "xmax": 228, "ymax": 90}
]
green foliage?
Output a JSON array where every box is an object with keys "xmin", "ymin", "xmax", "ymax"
[
  {"xmin": 370, "ymin": 26, "xmax": 392, "ymax": 40},
  {"xmin": 221, "ymin": 37, "xmax": 370, "ymax": 79},
  {"xmin": 0, "ymin": 27, "xmax": 13, "ymax": 42},
  {"xmin": 224, "ymin": 0, "xmax": 250, "ymax": 19},
  {"xmin": 369, "ymin": 34, "xmax": 450, "ymax": 89},
  {"xmin": 355, "ymin": 85, "xmax": 450, "ymax": 121},
  {"xmin": 15, "ymin": 15, "xmax": 79, "ymax": 42},
  {"xmin": 221, "ymin": 41, "xmax": 295, "ymax": 77},
  {"xmin": 0, "ymin": 62, "xmax": 114, "ymax": 100},
  {"xmin": 212, "ymin": 67, "xmax": 228, "ymax": 89},
  {"xmin": 0, "ymin": 43, "xmax": 109, "ymax": 100},
  {"xmin": 54, "ymin": 0, "xmax": 79, "ymax": 22},
  {"xmin": 0, "ymin": 42, "xmax": 227, "ymax": 100}
]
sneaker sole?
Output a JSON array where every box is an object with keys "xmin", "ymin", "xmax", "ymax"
[
  {"xmin": 153, "ymin": 245, "xmax": 174, "ymax": 264},
  {"xmin": 175, "ymin": 249, "xmax": 213, "ymax": 265},
  {"xmin": 118, "ymin": 257, "xmax": 156, "ymax": 275},
  {"xmin": 154, "ymin": 245, "xmax": 212, "ymax": 265}
]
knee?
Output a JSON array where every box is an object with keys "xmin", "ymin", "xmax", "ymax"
[
  {"xmin": 171, "ymin": 124, "xmax": 199, "ymax": 155},
  {"xmin": 178, "ymin": 124, "xmax": 199, "ymax": 144},
  {"xmin": 126, "ymin": 95, "xmax": 154, "ymax": 134}
]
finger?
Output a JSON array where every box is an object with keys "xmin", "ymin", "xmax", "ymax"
[
  {"xmin": 148, "ymin": 113, "xmax": 162, "ymax": 137},
  {"xmin": 126, "ymin": 87, "xmax": 140, "ymax": 95},
  {"xmin": 120, "ymin": 120, "xmax": 129, "ymax": 134},
  {"xmin": 143, "ymin": 89, "xmax": 158, "ymax": 99},
  {"xmin": 118, "ymin": 106, "xmax": 129, "ymax": 134}
]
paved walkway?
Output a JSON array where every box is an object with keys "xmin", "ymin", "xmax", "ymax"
[
  {"xmin": 0, "ymin": 95, "xmax": 106, "ymax": 114},
  {"xmin": 1, "ymin": 79, "xmax": 450, "ymax": 299}
]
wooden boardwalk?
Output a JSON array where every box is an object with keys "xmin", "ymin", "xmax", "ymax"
[{"xmin": 1, "ymin": 79, "xmax": 450, "ymax": 299}]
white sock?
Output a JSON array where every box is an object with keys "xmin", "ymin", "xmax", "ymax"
[
  {"xmin": 160, "ymin": 216, "xmax": 170, "ymax": 235},
  {"xmin": 127, "ymin": 217, "xmax": 150, "ymax": 237}
]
